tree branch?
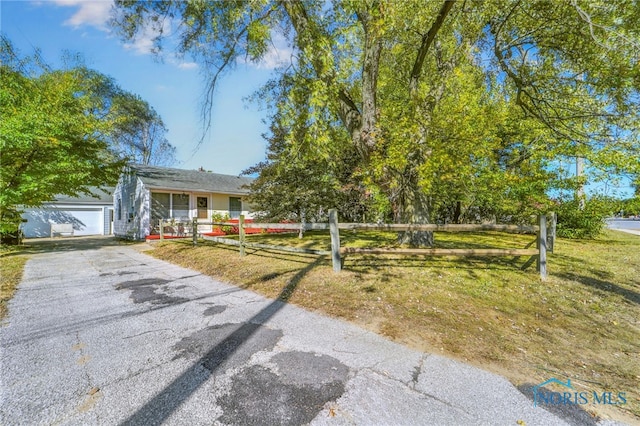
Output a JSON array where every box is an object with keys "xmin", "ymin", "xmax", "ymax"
[
  {"xmin": 409, "ymin": 0, "xmax": 456, "ymax": 93},
  {"xmin": 281, "ymin": 1, "xmax": 362, "ymax": 146}
]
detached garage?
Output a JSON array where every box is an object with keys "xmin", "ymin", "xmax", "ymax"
[{"xmin": 21, "ymin": 189, "xmax": 114, "ymax": 238}]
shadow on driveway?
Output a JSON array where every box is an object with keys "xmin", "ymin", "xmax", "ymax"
[
  {"xmin": 121, "ymin": 256, "xmax": 325, "ymax": 425},
  {"xmin": 7, "ymin": 236, "xmax": 145, "ymax": 256}
]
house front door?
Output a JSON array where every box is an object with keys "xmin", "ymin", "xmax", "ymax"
[{"xmin": 197, "ymin": 196, "xmax": 208, "ymax": 219}]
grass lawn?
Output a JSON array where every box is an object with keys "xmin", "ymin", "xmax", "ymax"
[
  {"xmin": 150, "ymin": 229, "xmax": 640, "ymax": 423},
  {"xmin": 0, "ymin": 246, "xmax": 28, "ymax": 321}
]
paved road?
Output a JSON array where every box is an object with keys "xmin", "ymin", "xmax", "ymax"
[
  {"xmin": 0, "ymin": 238, "xmax": 620, "ymax": 425},
  {"xmin": 606, "ymin": 219, "xmax": 640, "ymax": 236}
]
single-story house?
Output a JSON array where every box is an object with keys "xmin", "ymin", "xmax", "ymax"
[
  {"xmin": 113, "ymin": 164, "xmax": 254, "ymax": 240},
  {"xmin": 21, "ymin": 188, "xmax": 114, "ymax": 238}
]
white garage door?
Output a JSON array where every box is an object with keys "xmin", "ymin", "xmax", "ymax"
[
  {"xmin": 64, "ymin": 209, "xmax": 103, "ymax": 236},
  {"xmin": 22, "ymin": 207, "xmax": 104, "ymax": 238}
]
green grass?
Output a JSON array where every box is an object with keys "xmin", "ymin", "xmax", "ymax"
[
  {"xmin": 150, "ymin": 229, "xmax": 640, "ymax": 423},
  {"xmin": 0, "ymin": 245, "xmax": 28, "ymax": 321}
]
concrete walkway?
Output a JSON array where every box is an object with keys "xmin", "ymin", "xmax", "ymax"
[{"xmin": 0, "ymin": 238, "xmax": 622, "ymax": 425}]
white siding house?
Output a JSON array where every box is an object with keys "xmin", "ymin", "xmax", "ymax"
[
  {"xmin": 21, "ymin": 189, "xmax": 114, "ymax": 238},
  {"xmin": 113, "ymin": 164, "xmax": 253, "ymax": 240}
]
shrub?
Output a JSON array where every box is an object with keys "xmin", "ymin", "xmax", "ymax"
[
  {"xmin": 0, "ymin": 209, "xmax": 25, "ymax": 245},
  {"xmin": 621, "ymin": 196, "xmax": 640, "ymax": 217},
  {"xmin": 555, "ymin": 198, "xmax": 611, "ymax": 239},
  {"xmin": 211, "ymin": 212, "xmax": 233, "ymax": 234}
]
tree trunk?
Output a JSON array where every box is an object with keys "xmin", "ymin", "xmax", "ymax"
[
  {"xmin": 396, "ymin": 171, "xmax": 434, "ymax": 247},
  {"xmin": 357, "ymin": 7, "xmax": 383, "ymax": 160},
  {"xmin": 453, "ymin": 201, "xmax": 462, "ymax": 224},
  {"xmin": 298, "ymin": 210, "xmax": 305, "ymax": 239}
]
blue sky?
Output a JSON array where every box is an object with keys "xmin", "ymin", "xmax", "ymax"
[{"xmin": 1, "ymin": 0, "xmax": 285, "ymax": 175}]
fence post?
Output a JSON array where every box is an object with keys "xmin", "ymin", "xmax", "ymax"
[
  {"xmin": 159, "ymin": 219, "xmax": 164, "ymax": 241},
  {"xmin": 239, "ymin": 215, "xmax": 246, "ymax": 256},
  {"xmin": 547, "ymin": 212, "xmax": 556, "ymax": 253},
  {"xmin": 329, "ymin": 209, "xmax": 341, "ymax": 272},
  {"xmin": 537, "ymin": 214, "xmax": 547, "ymax": 280},
  {"xmin": 192, "ymin": 218, "xmax": 198, "ymax": 246}
]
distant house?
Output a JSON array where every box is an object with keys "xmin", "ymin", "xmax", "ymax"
[
  {"xmin": 113, "ymin": 164, "xmax": 253, "ymax": 240},
  {"xmin": 21, "ymin": 188, "xmax": 114, "ymax": 238}
]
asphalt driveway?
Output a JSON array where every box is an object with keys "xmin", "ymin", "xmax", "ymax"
[{"xmin": 0, "ymin": 237, "xmax": 616, "ymax": 425}]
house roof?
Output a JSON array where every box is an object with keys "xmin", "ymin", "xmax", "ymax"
[
  {"xmin": 50, "ymin": 187, "xmax": 114, "ymax": 204},
  {"xmin": 129, "ymin": 164, "xmax": 253, "ymax": 195}
]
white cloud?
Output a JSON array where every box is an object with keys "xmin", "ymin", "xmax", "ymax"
[
  {"xmin": 41, "ymin": 1, "xmax": 198, "ymax": 70},
  {"xmin": 177, "ymin": 61, "xmax": 198, "ymax": 70},
  {"xmin": 257, "ymin": 44, "xmax": 294, "ymax": 70},
  {"xmin": 237, "ymin": 32, "xmax": 294, "ymax": 70},
  {"xmin": 51, "ymin": 0, "xmax": 114, "ymax": 31},
  {"xmin": 165, "ymin": 55, "xmax": 199, "ymax": 70},
  {"xmin": 123, "ymin": 35, "xmax": 155, "ymax": 55},
  {"xmin": 121, "ymin": 17, "xmax": 175, "ymax": 57}
]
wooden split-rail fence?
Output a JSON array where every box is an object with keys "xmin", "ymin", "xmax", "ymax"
[{"xmin": 161, "ymin": 209, "xmax": 556, "ymax": 279}]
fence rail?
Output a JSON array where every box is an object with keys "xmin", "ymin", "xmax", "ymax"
[
  {"xmin": 202, "ymin": 234, "xmax": 331, "ymax": 256},
  {"xmin": 195, "ymin": 221, "xmax": 539, "ymax": 234},
  {"xmin": 340, "ymin": 248, "xmax": 539, "ymax": 256},
  {"xmin": 164, "ymin": 211, "xmax": 555, "ymax": 279}
]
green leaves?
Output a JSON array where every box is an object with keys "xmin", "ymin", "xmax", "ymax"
[
  {"xmin": 0, "ymin": 38, "xmax": 128, "ymax": 234},
  {"xmin": 111, "ymin": 1, "xmax": 640, "ymax": 227}
]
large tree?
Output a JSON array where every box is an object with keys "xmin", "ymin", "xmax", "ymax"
[
  {"xmin": 112, "ymin": 0, "xmax": 640, "ymax": 244},
  {"xmin": 0, "ymin": 37, "xmax": 174, "ymax": 240},
  {"xmin": 244, "ymin": 116, "xmax": 373, "ymax": 226},
  {"xmin": 110, "ymin": 92, "xmax": 177, "ymax": 166}
]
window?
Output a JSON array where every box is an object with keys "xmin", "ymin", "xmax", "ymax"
[
  {"xmin": 151, "ymin": 192, "xmax": 170, "ymax": 221},
  {"xmin": 229, "ymin": 197, "xmax": 242, "ymax": 219},
  {"xmin": 116, "ymin": 198, "xmax": 122, "ymax": 221},
  {"xmin": 172, "ymin": 193, "xmax": 189, "ymax": 219},
  {"xmin": 151, "ymin": 192, "xmax": 191, "ymax": 220}
]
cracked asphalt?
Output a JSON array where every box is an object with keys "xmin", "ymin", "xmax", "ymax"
[{"xmin": 0, "ymin": 237, "xmax": 621, "ymax": 425}]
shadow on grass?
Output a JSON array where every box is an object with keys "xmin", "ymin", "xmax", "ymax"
[
  {"xmin": 195, "ymin": 239, "xmax": 322, "ymax": 266},
  {"xmin": 244, "ymin": 248, "xmax": 323, "ymax": 265},
  {"xmin": 554, "ymin": 272, "xmax": 639, "ymax": 305},
  {"xmin": 121, "ymin": 256, "xmax": 325, "ymax": 425},
  {"xmin": 344, "ymin": 254, "xmax": 536, "ymax": 273}
]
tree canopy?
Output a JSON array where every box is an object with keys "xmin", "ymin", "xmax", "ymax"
[
  {"xmin": 110, "ymin": 91, "xmax": 177, "ymax": 166},
  {"xmin": 0, "ymin": 37, "xmax": 176, "ymax": 238},
  {"xmin": 112, "ymin": 0, "xmax": 640, "ymax": 242}
]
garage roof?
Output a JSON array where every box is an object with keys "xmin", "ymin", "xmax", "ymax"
[{"xmin": 51, "ymin": 187, "xmax": 114, "ymax": 204}]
